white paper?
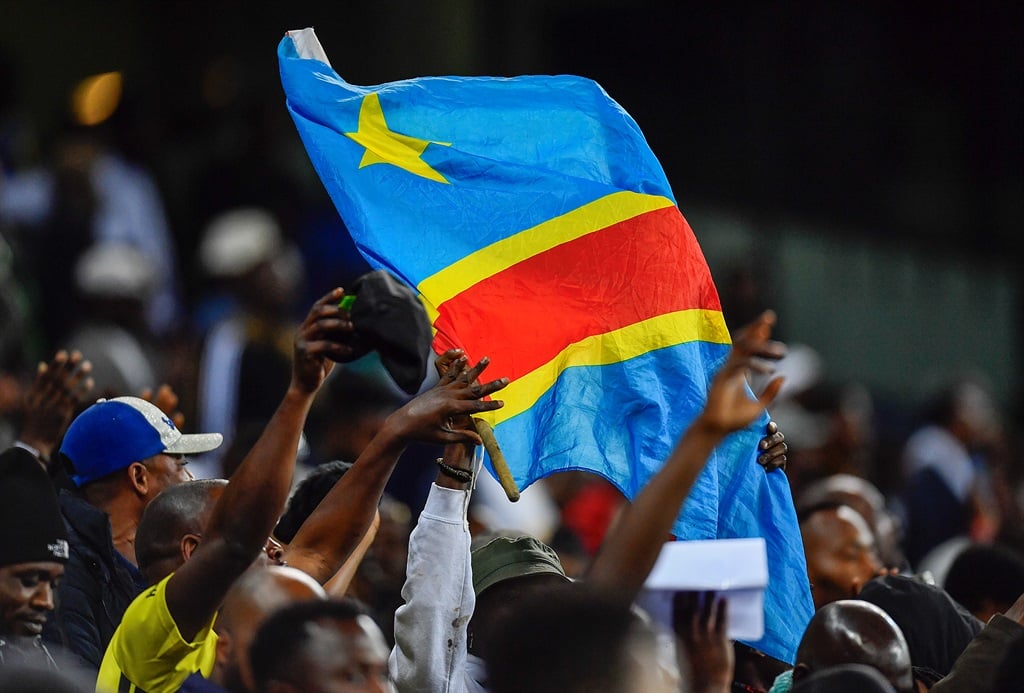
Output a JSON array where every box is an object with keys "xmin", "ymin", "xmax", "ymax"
[{"xmin": 636, "ymin": 538, "xmax": 768, "ymax": 641}]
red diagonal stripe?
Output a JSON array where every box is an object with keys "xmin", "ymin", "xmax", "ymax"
[{"xmin": 432, "ymin": 205, "xmax": 721, "ymax": 381}]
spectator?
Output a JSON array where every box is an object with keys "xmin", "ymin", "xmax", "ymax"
[
  {"xmin": 798, "ymin": 501, "xmax": 884, "ymax": 610},
  {"xmin": 930, "ymin": 589, "xmax": 1024, "ymax": 692},
  {"xmin": 898, "ymin": 378, "xmax": 1001, "ymax": 567},
  {"xmin": 48, "ymin": 392, "xmax": 219, "ymax": 668},
  {"xmin": 797, "ymin": 474, "xmax": 906, "ymax": 571},
  {"xmin": 0, "ymin": 447, "xmax": 70, "ymax": 671},
  {"xmin": 485, "ymin": 584, "xmax": 676, "ymax": 693},
  {"xmin": 249, "ymin": 598, "xmax": 392, "ymax": 693},
  {"xmin": 789, "ymin": 600, "xmax": 913, "ymax": 693},
  {"xmin": 182, "ymin": 565, "xmax": 327, "ymax": 693},
  {"xmin": 192, "ymin": 206, "xmax": 304, "ymax": 479},
  {"xmin": 65, "ymin": 242, "xmax": 162, "ymax": 398},
  {"xmin": 857, "ymin": 573, "xmax": 983, "ymax": 682},
  {"xmin": 942, "ymin": 543, "xmax": 1024, "ymax": 623},
  {"xmin": 96, "ymin": 289, "xmax": 350, "ymax": 692}
]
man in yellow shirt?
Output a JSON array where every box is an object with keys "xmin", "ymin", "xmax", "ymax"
[
  {"xmin": 97, "ymin": 288, "xmax": 508, "ymax": 692},
  {"xmin": 97, "ymin": 289, "xmax": 352, "ymax": 693}
]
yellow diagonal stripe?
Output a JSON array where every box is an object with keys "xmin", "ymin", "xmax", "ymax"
[
  {"xmin": 475, "ymin": 308, "xmax": 730, "ymax": 428},
  {"xmin": 417, "ymin": 190, "xmax": 675, "ymax": 322}
]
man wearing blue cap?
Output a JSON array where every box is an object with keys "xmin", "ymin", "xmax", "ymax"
[{"xmin": 43, "ymin": 394, "xmax": 223, "ymax": 669}]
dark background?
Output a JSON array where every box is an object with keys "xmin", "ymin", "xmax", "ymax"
[{"xmin": 1, "ymin": 0, "xmax": 1021, "ymax": 424}]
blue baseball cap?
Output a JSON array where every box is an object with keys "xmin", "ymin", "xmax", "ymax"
[{"xmin": 60, "ymin": 397, "xmax": 223, "ymax": 487}]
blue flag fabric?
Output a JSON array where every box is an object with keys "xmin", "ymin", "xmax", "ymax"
[{"xmin": 278, "ymin": 27, "xmax": 812, "ymax": 663}]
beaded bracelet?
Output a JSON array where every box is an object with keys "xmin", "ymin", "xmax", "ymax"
[{"xmin": 435, "ymin": 458, "xmax": 473, "ymax": 483}]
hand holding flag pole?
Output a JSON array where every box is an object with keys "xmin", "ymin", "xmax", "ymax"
[{"xmin": 435, "ymin": 349, "xmax": 520, "ymax": 501}]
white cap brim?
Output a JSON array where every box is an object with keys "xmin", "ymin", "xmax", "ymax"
[{"xmin": 164, "ymin": 432, "xmax": 224, "ymax": 455}]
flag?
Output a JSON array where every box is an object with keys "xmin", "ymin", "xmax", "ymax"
[{"xmin": 279, "ymin": 27, "xmax": 812, "ymax": 663}]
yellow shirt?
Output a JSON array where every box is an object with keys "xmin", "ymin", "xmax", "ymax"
[{"xmin": 96, "ymin": 573, "xmax": 218, "ymax": 693}]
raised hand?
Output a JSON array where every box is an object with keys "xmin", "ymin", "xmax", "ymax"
[
  {"xmin": 19, "ymin": 350, "xmax": 94, "ymax": 462},
  {"xmin": 385, "ymin": 355, "xmax": 507, "ymax": 446},
  {"xmin": 695, "ymin": 310, "xmax": 786, "ymax": 438},
  {"xmin": 673, "ymin": 591, "xmax": 733, "ymax": 693},
  {"xmin": 291, "ymin": 288, "xmax": 356, "ymax": 394},
  {"xmin": 140, "ymin": 384, "xmax": 185, "ymax": 430}
]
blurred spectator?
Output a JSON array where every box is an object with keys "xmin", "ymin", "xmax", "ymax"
[
  {"xmin": 193, "ymin": 206, "xmax": 304, "ymax": 478},
  {"xmin": 64, "ymin": 242, "xmax": 162, "ymax": 398},
  {"xmin": 485, "ymin": 584, "xmax": 677, "ymax": 693},
  {"xmin": 797, "ymin": 474, "xmax": 906, "ymax": 571},
  {"xmin": 0, "ymin": 123, "xmax": 182, "ymax": 341},
  {"xmin": 897, "ymin": 377, "xmax": 1003, "ymax": 568},
  {"xmin": 942, "ymin": 543, "xmax": 1024, "ymax": 623}
]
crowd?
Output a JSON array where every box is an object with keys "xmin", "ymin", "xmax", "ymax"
[{"xmin": 2, "ymin": 58, "xmax": 1023, "ymax": 693}]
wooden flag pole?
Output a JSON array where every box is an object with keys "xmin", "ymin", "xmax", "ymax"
[{"xmin": 472, "ymin": 417, "xmax": 520, "ymax": 502}]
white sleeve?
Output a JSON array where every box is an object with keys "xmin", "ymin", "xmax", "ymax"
[{"xmin": 389, "ymin": 483, "xmax": 474, "ymax": 693}]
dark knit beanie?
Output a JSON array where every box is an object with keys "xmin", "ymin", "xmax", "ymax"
[{"xmin": 0, "ymin": 447, "xmax": 69, "ymax": 567}]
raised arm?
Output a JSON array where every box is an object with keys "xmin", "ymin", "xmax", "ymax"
[
  {"xmin": 388, "ymin": 351, "xmax": 492, "ymax": 692},
  {"xmin": 283, "ymin": 353, "xmax": 507, "ymax": 585},
  {"xmin": 165, "ymin": 288, "xmax": 353, "ymax": 640},
  {"xmin": 585, "ymin": 310, "xmax": 786, "ymax": 597}
]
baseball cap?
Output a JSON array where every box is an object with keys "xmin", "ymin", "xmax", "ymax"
[
  {"xmin": 60, "ymin": 396, "xmax": 223, "ymax": 487},
  {"xmin": 471, "ymin": 534, "xmax": 568, "ymax": 597}
]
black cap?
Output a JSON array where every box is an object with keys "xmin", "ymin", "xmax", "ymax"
[
  {"xmin": 341, "ymin": 269, "xmax": 433, "ymax": 394},
  {"xmin": 0, "ymin": 447, "xmax": 69, "ymax": 567}
]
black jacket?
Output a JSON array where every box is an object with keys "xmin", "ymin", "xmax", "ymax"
[{"xmin": 41, "ymin": 490, "xmax": 145, "ymax": 669}]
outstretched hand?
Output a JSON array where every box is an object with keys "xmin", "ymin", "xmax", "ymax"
[
  {"xmin": 140, "ymin": 384, "xmax": 185, "ymax": 430},
  {"xmin": 694, "ymin": 310, "xmax": 785, "ymax": 438},
  {"xmin": 291, "ymin": 288, "xmax": 356, "ymax": 394},
  {"xmin": 385, "ymin": 353, "xmax": 507, "ymax": 446},
  {"xmin": 19, "ymin": 350, "xmax": 94, "ymax": 461}
]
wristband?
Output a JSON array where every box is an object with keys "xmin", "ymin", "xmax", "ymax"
[{"xmin": 435, "ymin": 458, "xmax": 473, "ymax": 483}]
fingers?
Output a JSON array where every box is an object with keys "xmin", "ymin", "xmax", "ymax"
[
  {"xmin": 713, "ymin": 596, "xmax": 728, "ymax": 635},
  {"xmin": 756, "ymin": 376, "xmax": 785, "ymax": 407},
  {"xmin": 299, "ymin": 339, "xmax": 356, "ymax": 362},
  {"xmin": 435, "ymin": 348, "xmax": 465, "ymax": 378},
  {"xmin": 32, "ymin": 350, "xmax": 93, "ymax": 404},
  {"xmin": 699, "ymin": 590, "xmax": 716, "ymax": 629},
  {"xmin": 461, "ymin": 355, "xmax": 491, "ymax": 385},
  {"xmin": 454, "ymin": 397, "xmax": 504, "ymax": 414}
]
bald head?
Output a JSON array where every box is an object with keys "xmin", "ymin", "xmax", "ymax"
[
  {"xmin": 135, "ymin": 479, "xmax": 227, "ymax": 584},
  {"xmin": 214, "ymin": 565, "xmax": 328, "ymax": 691},
  {"xmin": 800, "ymin": 503, "xmax": 882, "ymax": 609},
  {"xmin": 794, "ymin": 600, "xmax": 913, "ymax": 693}
]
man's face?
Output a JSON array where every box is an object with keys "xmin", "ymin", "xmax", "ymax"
[
  {"xmin": 0, "ymin": 562, "xmax": 64, "ymax": 636},
  {"xmin": 291, "ymin": 615, "xmax": 393, "ymax": 693},
  {"xmin": 802, "ymin": 506, "xmax": 882, "ymax": 610},
  {"xmin": 144, "ymin": 453, "xmax": 194, "ymax": 498}
]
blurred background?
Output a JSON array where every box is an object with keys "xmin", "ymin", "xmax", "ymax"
[{"xmin": 0, "ymin": 0, "xmax": 1020, "ymax": 512}]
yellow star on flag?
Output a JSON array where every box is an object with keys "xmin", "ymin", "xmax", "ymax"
[{"xmin": 344, "ymin": 93, "xmax": 450, "ymax": 184}]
